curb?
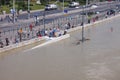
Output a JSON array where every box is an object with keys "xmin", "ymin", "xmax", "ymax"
[
  {"xmin": 31, "ymin": 34, "xmax": 70, "ymax": 50},
  {"xmin": 0, "ymin": 37, "xmax": 45, "ymax": 53},
  {"xmin": 67, "ymin": 14, "xmax": 120, "ymax": 33}
]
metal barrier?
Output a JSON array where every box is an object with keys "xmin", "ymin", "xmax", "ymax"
[{"xmin": 0, "ymin": 11, "xmax": 119, "ymax": 48}]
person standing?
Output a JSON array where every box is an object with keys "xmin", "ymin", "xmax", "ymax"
[
  {"xmin": 18, "ymin": 28, "xmax": 23, "ymax": 42},
  {"xmin": 5, "ymin": 38, "xmax": 9, "ymax": 46},
  {"xmin": 0, "ymin": 37, "xmax": 3, "ymax": 48}
]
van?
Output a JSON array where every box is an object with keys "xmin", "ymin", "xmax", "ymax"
[
  {"xmin": 45, "ymin": 4, "xmax": 58, "ymax": 11},
  {"xmin": 69, "ymin": 2, "xmax": 79, "ymax": 8}
]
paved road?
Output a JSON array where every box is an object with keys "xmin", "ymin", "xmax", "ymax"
[
  {"xmin": 0, "ymin": 13, "xmax": 120, "ymax": 80},
  {"xmin": 0, "ymin": 1, "xmax": 119, "ymax": 31},
  {"xmin": 0, "ymin": 1, "xmax": 117, "ymax": 21}
]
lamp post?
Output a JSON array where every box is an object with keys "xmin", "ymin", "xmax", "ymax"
[
  {"xmin": 43, "ymin": 10, "xmax": 46, "ymax": 36},
  {"xmin": 13, "ymin": 0, "xmax": 15, "ymax": 23},
  {"xmin": 28, "ymin": 0, "xmax": 30, "ymax": 19},
  {"xmin": 86, "ymin": 0, "xmax": 88, "ymax": 6},
  {"xmin": 63, "ymin": 0, "xmax": 64, "ymax": 13},
  {"xmin": 80, "ymin": 5, "xmax": 90, "ymax": 43},
  {"xmin": 86, "ymin": 0, "xmax": 88, "ymax": 15},
  {"xmin": 81, "ymin": 6, "xmax": 85, "ymax": 42}
]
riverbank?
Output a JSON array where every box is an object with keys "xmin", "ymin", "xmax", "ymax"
[{"xmin": 0, "ymin": 13, "xmax": 120, "ymax": 54}]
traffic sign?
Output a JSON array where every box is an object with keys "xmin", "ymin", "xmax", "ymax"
[{"xmin": 64, "ymin": 9, "xmax": 68, "ymax": 13}]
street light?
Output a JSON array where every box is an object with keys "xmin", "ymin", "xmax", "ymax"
[
  {"xmin": 86, "ymin": 0, "xmax": 88, "ymax": 16},
  {"xmin": 13, "ymin": 0, "xmax": 15, "ymax": 23},
  {"xmin": 43, "ymin": 10, "xmax": 46, "ymax": 36},
  {"xmin": 28, "ymin": 0, "xmax": 30, "ymax": 19},
  {"xmin": 63, "ymin": 0, "xmax": 64, "ymax": 13},
  {"xmin": 80, "ymin": 6, "xmax": 90, "ymax": 43},
  {"xmin": 86, "ymin": 0, "xmax": 88, "ymax": 6},
  {"xmin": 81, "ymin": 6, "xmax": 85, "ymax": 42}
]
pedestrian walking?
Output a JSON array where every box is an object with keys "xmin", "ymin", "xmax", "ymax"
[
  {"xmin": 88, "ymin": 15, "xmax": 91, "ymax": 24},
  {"xmin": 67, "ymin": 22, "xmax": 71, "ymax": 29},
  {"xmin": 93, "ymin": 18, "xmax": 95, "ymax": 22},
  {"xmin": 0, "ymin": 36, "xmax": 3, "ymax": 48},
  {"xmin": 0, "ymin": 31, "xmax": 1, "ymax": 37},
  {"xmin": 88, "ymin": 19, "xmax": 90, "ymax": 24},
  {"xmin": 0, "ymin": 42, "xmax": 3, "ymax": 48},
  {"xmin": 29, "ymin": 23, "xmax": 33, "ymax": 31},
  {"xmin": 63, "ymin": 29, "xmax": 67, "ymax": 35},
  {"xmin": 81, "ymin": 22, "xmax": 83, "ymax": 26},
  {"xmin": 14, "ymin": 37, "xmax": 18, "ymax": 43},
  {"xmin": 0, "ymin": 17, "xmax": 3, "ymax": 22},
  {"xmin": 5, "ymin": 38, "xmax": 9, "ymax": 46},
  {"xmin": 18, "ymin": 28, "xmax": 23, "ymax": 42}
]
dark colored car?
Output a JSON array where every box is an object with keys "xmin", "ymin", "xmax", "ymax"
[{"xmin": 107, "ymin": 9, "xmax": 115, "ymax": 15}]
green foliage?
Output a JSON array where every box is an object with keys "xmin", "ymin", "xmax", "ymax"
[
  {"xmin": 41, "ymin": 0, "xmax": 48, "ymax": 5},
  {"xmin": 0, "ymin": 5, "xmax": 10, "ymax": 13},
  {"xmin": 77, "ymin": 0, "xmax": 86, "ymax": 5},
  {"xmin": 16, "ymin": 1, "xmax": 27, "ymax": 11},
  {"xmin": 0, "ymin": 0, "xmax": 102, "ymax": 14},
  {"xmin": 31, "ymin": 4, "xmax": 44, "ymax": 10},
  {"xmin": 1, "ymin": 0, "xmax": 5, "ymax": 5}
]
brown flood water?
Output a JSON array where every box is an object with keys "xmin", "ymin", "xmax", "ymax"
[{"xmin": 0, "ymin": 17, "xmax": 120, "ymax": 80}]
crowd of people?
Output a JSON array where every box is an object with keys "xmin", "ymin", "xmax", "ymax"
[
  {"xmin": 0, "ymin": 21, "xmax": 70, "ymax": 48},
  {"xmin": 0, "ymin": 10, "xmax": 117, "ymax": 48}
]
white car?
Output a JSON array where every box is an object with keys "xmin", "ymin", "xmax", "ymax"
[
  {"xmin": 91, "ymin": 4, "xmax": 98, "ymax": 8},
  {"xmin": 45, "ymin": 4, "xmax": 58, "ymax": 11},
  {"xmin": 69, "ymin": 2, "xmax": 79, "ymax": 8}
]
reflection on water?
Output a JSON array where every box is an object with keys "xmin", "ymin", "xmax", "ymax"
[{"xmin": 0, "ymin": 17, "xmax": 120, "ymax": 80}]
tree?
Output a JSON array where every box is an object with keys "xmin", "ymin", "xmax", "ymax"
[
  {"xmin": 16, "ymin": 0, "xmax": 27, "ymax": 11},
  {"xmin": 0, "ymin": 0, "xmax": 5, "ymax": 5},
  {"xmin": 0, "ymin": 0, "xmax": 11, "ymax": 5}
]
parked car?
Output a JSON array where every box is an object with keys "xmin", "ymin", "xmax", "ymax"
[
  {"xmin": 45, "ymin": 4, "xmax": 58, "ymax": 11},
  {"xmin": 69, "ymin": 2, "xmax": 79, "ymax": 8}
]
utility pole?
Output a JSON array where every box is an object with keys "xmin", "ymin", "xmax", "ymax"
[
  {"xmin": 86, "ymin": 0, "xmax": 88, "ymax": 22},
  {"xmin": 81, "ymin": 6, "xmax": 85, "ymax": 42},
  {"xmin": 86, "ymin": 0, "xmax": 88, "ymax": 7},
  {"xmin": 13, "ymin": 0, "xmax": 15, "ymax": 23},
  {"xmin": 80, "ymin": 6, "xmax": 90, "ymax": 43},
  {"xmin": 63, "ymin": 0, "xmax": 64, "ymax": 13},
  {"xmin": 0, "ymin": 0, "xmax": 2, "ymax": 7},
  {"xmin": 28, "ymin": 0, "xmax": 30, "ymax": 19},
  {"xmin": 43, "ymin": 10, "xmax": 46, "ymax": 36}
]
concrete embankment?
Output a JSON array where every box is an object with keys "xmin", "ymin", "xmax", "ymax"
[
  {"xmin": 67, "ymin": 13, "xmax": 120, "ymax": 33},
  {"xmin": 31, "ymin": 34, "xmax": 70, "ymax": 50},
  {"xmin": 0, "ymin": 13, "xmax": 120, "ymax": 53},
  {"xmin": 0, "ymin": 37, "xmax": 46, "ymax": 53}
]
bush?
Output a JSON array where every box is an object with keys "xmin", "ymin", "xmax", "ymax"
[{"xmin": 30, "ymin": 4, "xmax": 34, "ymax": 6}]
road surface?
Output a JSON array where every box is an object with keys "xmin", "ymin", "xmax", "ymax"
[{"xmin": 0, "ymin": 1, "xmax": 119, "ymax": 31}]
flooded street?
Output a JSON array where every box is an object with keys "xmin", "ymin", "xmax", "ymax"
[{"xmin": 0, "ymin": 17, "xmax": 120, "ymax": 80}]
